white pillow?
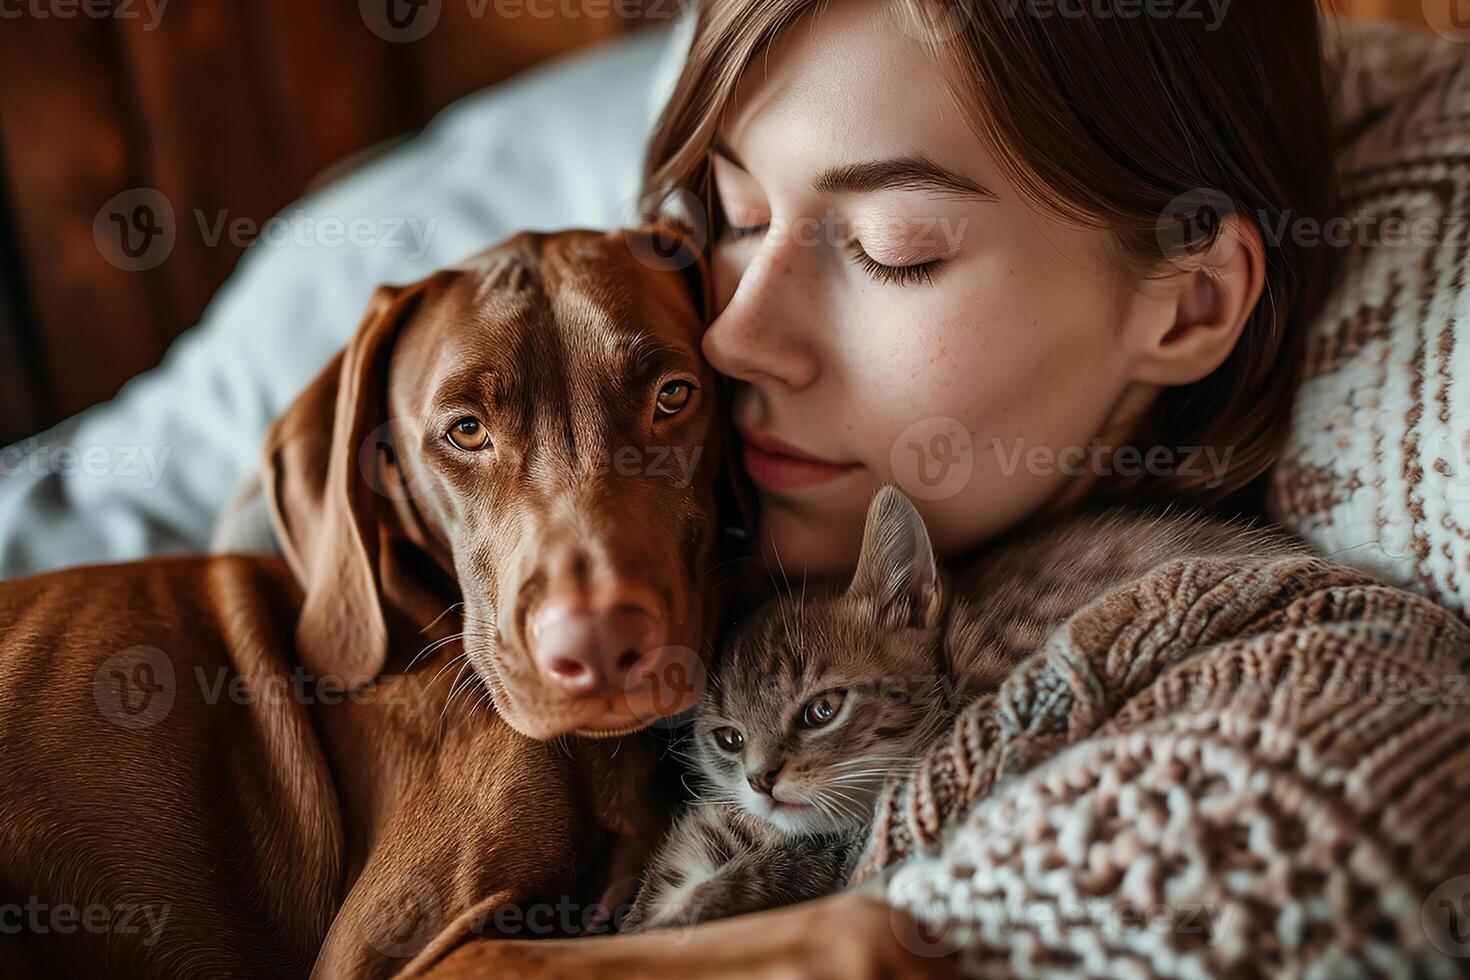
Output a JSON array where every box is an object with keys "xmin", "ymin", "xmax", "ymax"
[{"xmin": 0, "ymin": 12, "xmax": 695, "ymax": 579}]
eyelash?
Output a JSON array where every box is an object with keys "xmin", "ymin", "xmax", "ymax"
[{"xmin": 722, "ymin": 221, "xmax": 943, "ymax": 287}]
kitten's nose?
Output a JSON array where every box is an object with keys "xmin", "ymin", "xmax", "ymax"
[{"xmin": 747, "ymin": 763, "xmax": 783, "ymax": 795}]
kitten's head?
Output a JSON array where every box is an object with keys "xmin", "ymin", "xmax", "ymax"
[{"xmin": 691, "ymin": 486, "xmax": 951, "ymax": 838}]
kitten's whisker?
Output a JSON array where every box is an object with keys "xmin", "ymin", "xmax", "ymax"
[
  {"xmin": 827, "ymin": 760, "xmax": 911, "ymax": 772},
  {"xmin": 828, "ymin": 766, "xmax": 901, "ymax": 778},
  {"xmin": 820, "ymin": 787, "xmax": 869, "ymax": 822}
]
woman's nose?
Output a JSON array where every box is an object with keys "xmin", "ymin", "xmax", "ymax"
[{"xmin": 702, "ymin": 246, "xmax": 819, "ymax": 390}]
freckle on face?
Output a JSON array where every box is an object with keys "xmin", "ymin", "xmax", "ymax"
[{"xmin": 703, "ymin": 0, "xmax": 1140, "ymax": 576}]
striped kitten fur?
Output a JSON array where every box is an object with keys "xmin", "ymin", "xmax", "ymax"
[{"xmin": 622, "ymin": 485, "xmax": 1301, "ymax": 932}]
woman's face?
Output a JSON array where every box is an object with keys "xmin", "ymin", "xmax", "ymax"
[{"xmin": 703, "ymin": 0, "xmax": 1161, "ymax": 575}]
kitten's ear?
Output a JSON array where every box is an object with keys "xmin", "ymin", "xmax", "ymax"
[{"xmin": 847, "ymin": 485, "xmax": 943, "ymax": 630}]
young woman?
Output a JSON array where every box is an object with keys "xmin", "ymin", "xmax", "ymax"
[
  {"xmin": 641, "ymin": 0, "xmax": 1339, "ymax": 576},
  {"xmin": 508, "ymin": 0, "xmax": 1343, "ymax": 972}
]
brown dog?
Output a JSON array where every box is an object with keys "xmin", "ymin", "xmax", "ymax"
[{"xmin": 0, "ymin": 224, "xmax": 726, "ymax": 978}]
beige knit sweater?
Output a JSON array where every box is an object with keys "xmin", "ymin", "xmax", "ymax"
[{"xmin": 851, "ymin": 552, "xmax": 1470, "ymax": 976}]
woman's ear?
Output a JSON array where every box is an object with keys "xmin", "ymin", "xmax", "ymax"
[{"xmin": 1128, "ymin": 214, "xmax": 1266, "ymax": 387}]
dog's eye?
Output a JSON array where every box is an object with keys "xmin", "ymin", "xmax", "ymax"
[
  {"xmin": 798, "ymin": 690, "xmax": 847, "ymax": 729},
  {"xmin": 446, "ymin": 417, "xmax": 490, "ymax": 452},
  {"xmin": 655, "ymin": 380, "xmax": 693, "ymax": 417},
  {"xmin": 711, "ymin": 727, "xmax": 744, "ymax": 753}
]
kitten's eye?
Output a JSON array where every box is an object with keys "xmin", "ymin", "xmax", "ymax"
[
  {"xmin": 799, "ymin": 690, "xmax": 847, "ymax": 729},
  {"xmin": 446, "ymin": 417, "xmax": 490, "ymax": 452},
  {"xmin": 655, "ymin": 380, "xmax": 694, "ymax": 418},
  {"xmin": 711, "ymin": 727, "xmax": 744, "ymax": 753}
]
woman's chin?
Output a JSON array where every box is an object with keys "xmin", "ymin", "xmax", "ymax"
[{"xmin": 755, "ymin": 498, "xmax": 870, "ymax": 579}]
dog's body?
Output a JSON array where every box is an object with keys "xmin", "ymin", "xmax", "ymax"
[
  {"xmin": 0, "ymin": 225, "xmax": 952, "ymax": 980},
  {"xmin": 0, "ymin": 226, "xmax": 719, "ymax": 978},
  {"xmin": 0, "ymin": 553, "xmax": 665, "ymax": 977}
]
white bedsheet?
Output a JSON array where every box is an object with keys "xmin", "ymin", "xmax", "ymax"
[{"xmin": 0, "ymin": 11, "xmax": 694, "ymax": 579}]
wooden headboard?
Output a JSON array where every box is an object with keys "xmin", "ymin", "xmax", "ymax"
[
  {"xmin": 0, "ymin": 0, "xmax": 1436, "ymax": 447},
  {"xmin": 0, "ymin": 2, "xmax": 664, "ymax": 446}
]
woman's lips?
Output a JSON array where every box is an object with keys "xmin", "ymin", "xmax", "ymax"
[{"xmin": 738, "ymin": 425, "xmax": 861, "ymax": 492}]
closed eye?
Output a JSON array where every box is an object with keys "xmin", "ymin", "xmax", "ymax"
[
  {"xmin": 723, "ymin": 221, "xmax": 769, "ymax": 242},
  {"xmin": 721, "ymin": 220, "xmax": 943, "ymax": 285},
  {"xmin": 845, "ymin": 240, "xmax": 942, "ymax": 286}
]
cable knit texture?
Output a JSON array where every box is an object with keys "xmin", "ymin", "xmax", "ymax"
[
  {"xmin": 844, "ymin": 19, "xmax": 1470, "ymax": 977},
  {"xmin": 1268, "ymin": 18, "xmax": 1470, "ymax": 618},
  {"xmin": 851, "ymin": 550, "xmax": 1470, "ymax": 976}
]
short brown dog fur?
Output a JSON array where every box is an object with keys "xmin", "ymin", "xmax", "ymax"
[
  {"xmin": 0, "ymin": 224, "xmax": 725, "ymax": 977},
  {"xmin": 0, "ymin": 223, "xmax": 952, "ymax": 980}
]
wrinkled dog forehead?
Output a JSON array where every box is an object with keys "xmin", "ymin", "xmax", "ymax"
[
  {"xmin": 453, "ymin": 232, "xmax": 701, "ymax": 371},
  {"xmin": 393, "ymin": 235, "xmax": 703, "ymax": 421}
]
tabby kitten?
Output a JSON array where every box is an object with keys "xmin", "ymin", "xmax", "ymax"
[
  {"xmin": 621, "ymin": 486, "xmax": 955, "ymax": 933},
  {"xmin": 622, "ymin": 485, "xmax": 1302, "ymax": 931}
]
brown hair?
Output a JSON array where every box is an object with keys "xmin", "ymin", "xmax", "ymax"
[{"xmin": 639, "ymin": 0, "xmax": 1342, "ymax": 508}]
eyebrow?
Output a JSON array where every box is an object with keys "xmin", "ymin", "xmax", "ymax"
[
  {"xmin": 712, "ymin": 137, "xmax": 996, "ymax": 202},
  {"xmin": 617, "ymin": 330, "xmax": 691, "ymax": 381}
]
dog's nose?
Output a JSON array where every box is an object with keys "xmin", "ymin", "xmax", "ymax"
[{"xmin": 528, "ymin": 600, "xmax": 663, "ymax": 698}]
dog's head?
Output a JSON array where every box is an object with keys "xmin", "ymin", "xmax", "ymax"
[{"xmin": 263, "ymin": 223, "xmax": 724, "ymax": 739}]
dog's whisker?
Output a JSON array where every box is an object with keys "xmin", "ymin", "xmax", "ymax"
[
  {"xmin": 424, "ymin": 650, "xmax": 471, "ymax": 692},
  {"xmin": 436, "ymin": 660, "xmax": 478, "ymax": 731},
  {"xmin": 408, "ymin": 632, "xmax": 467, "ymax": 672},
  {"xmin": 420, "ymin": 602, "xmax": 465, "ymax": 635}
]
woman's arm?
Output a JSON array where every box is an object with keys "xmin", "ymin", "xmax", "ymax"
[{"xmin": 403, "ymin": 891, "xmax": 961, "ymax": 980}]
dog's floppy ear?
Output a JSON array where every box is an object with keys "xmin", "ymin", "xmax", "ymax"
[{"xmin": 263, "ymin": 283, "xmax": 423, "ymax": 688}]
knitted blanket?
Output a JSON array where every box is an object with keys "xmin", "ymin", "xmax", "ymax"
[{"xmin": 851, "ymin": 551, "xmax": 1470, "ymax": 976}]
